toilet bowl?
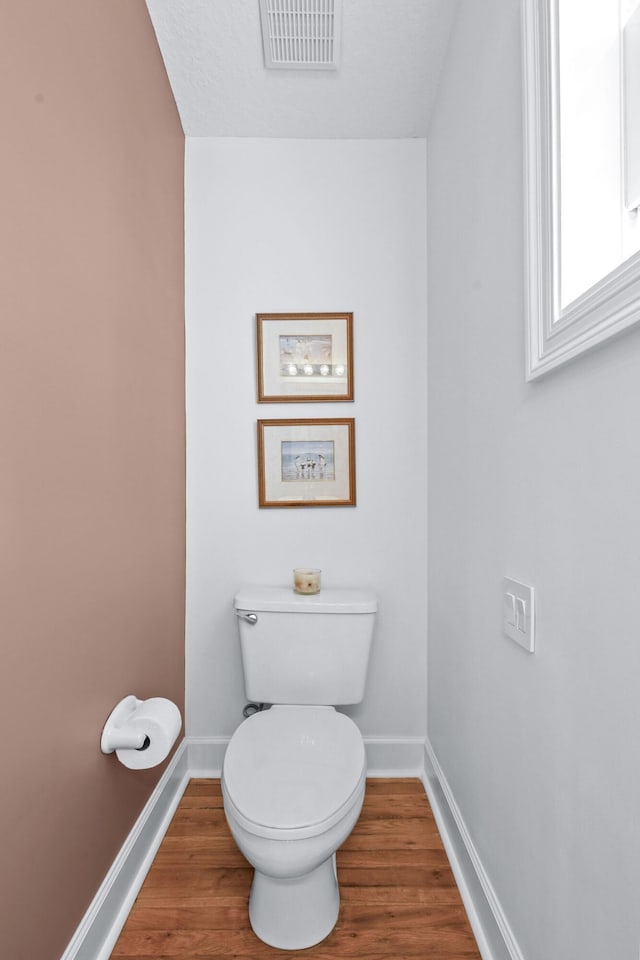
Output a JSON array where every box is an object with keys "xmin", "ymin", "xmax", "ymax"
[{"xmin": 222, "ymin": 704, "xmax": 366, "ymax": 950}]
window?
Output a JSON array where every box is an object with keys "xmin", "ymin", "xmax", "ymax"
[{"xmin": 523, "ymin": 0, "xmax": 640, "ymax": 378}]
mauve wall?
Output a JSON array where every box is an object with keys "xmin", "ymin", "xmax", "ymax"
[{"xmin": 0, "ymin": 3, "xmax": 185, "ymax": 958}]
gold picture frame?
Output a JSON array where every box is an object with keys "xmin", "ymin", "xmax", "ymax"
[
  {"xmin": 256, "ymin": 312, "xmax": 354, "ymax": 402},
  {"xmin": 257, "ymin": 418, "xmax": 356, "ymax": 508}
]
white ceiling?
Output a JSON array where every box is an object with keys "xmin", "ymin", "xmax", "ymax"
[{"xmin": 145, "ymin": 0, "xmax": 459, "ymax": 138}]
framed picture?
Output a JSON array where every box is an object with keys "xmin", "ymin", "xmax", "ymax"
[
  {"xmin": 256, "ymin": 312, "xmax": 354, "ymax": 402},
  {"xmin": 257, "ymin": 418, "xmax": 356, "ymax": 508}
]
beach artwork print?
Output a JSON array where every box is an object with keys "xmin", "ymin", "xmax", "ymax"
[
  {"xmin": 281, "ymin": 441, "xmax": 335, "ymax": 482},
  {"xmin": 279, "ymin": 335, "xmax": 333, "ymax": 377}
]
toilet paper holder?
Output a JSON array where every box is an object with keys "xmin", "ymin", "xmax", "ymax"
[{"xmin": 101, "ymin": 695, "xmax": 149, "ymax": 753}]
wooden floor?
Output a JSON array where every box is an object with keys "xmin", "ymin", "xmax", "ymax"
[{"xmin": 111, "ymin": 778, "xmax": 481, "ymax": 959}]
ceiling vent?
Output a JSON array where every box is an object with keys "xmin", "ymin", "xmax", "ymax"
[{"xmin": 259, "ymin": 0, "xmax": 342, "ymax": 70}]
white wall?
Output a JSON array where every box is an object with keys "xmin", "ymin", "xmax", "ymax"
[
  {"xmin": 427, "ymin": 2, "xmax": 640, "ymax": 959},
  {"xmin": 185, "ymin": 138, "xmax": 427, "ymax": 741}
]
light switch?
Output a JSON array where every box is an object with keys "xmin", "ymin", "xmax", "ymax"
[
  {"xmin": 503, "ymin": 592, "xmax": 516, "ymax": 626},
  {"xmin": 503, "ymin": 577, "xmax": 535, "ymax": 652}
]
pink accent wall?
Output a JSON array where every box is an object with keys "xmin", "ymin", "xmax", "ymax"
[{"xmin": 0, "ymin": 2, "xmax": 185, "ymax": 957}]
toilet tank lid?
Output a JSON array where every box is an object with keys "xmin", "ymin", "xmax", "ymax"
[{"xmin": 234, "ymin": 585, "xmax": 377, "ymax": 614}]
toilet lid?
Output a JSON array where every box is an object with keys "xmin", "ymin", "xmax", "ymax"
[{"xmin": 223, "ymin": 706, "xmax": 365, "ymax": 831}]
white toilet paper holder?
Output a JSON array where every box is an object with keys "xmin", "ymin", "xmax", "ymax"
[{"xmin": 101, "ymin": 695, "xmax": 149, "ymax": 753}]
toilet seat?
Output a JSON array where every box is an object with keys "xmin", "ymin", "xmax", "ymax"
[{"xmin": 222, "ymin": 706, "xmax": 366, "ymax": 841}]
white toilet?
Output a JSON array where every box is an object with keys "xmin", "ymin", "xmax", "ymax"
[{"xmin": 221, "ymin": 585, "xmax": 377, "ymax": 950}]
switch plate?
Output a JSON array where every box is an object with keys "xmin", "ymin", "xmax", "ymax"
[{"xmin": 503, "ymin": 577, "xmax": 535, "ymax": 652}]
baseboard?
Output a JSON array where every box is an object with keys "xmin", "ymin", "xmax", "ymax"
[
  {"xmin": 364, "ymin": 736, "xmax": 426, "ymax": 776},
  {"xmin": 422, "ymin": 740, "xmax": 524, "ymax": 960},
  {"xmin": 60, "ymin": 739, "xmax": 190, "ymax": 960},
  {"xmin": 184, "ymin": 735, "xmax": 229, "ymax": 776},
  {"xmin": 183, "ymin": 734, "xmax": 426, "ymax": 778}
]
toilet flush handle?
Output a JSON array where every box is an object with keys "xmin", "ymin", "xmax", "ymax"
[{"xmin": 236, "ymin": 611, "xmax": 258, "ymax": 626}]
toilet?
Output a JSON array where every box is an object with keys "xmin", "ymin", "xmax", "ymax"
[{"xmin": 221, "ymin": 585, "xmax": 377, "ymax": 950}]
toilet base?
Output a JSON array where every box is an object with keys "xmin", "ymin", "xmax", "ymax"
[{"xmin": 249, "ymin": 853, "xmax": 339, "ymax": 950}]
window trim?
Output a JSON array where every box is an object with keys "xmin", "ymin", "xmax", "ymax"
[{"xmin": 522, "ymin": 0, "xmax": 640, "ymax": 380}]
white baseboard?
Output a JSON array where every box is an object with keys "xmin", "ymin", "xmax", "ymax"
[
  {"xmin": 185, "ymin": 735, "xmax": 228, "ymax": 776},
  {"xmin": 422, "ymin": 740, "xmax": 524, "ymax": 960},
  {"xmin": 183, "ymin": 734, "xmax": 426, "ymax": 778},
  {"xmin": 364, "ymin": 736, "xmax": 426, "ymax": 776}
]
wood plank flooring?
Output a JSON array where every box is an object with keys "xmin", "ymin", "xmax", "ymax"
[{"xmin": 111, "ymin": 778, "xmax": 481, "ymax": 959}]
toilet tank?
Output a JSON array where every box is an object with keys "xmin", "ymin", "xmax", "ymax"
[{"xmin": 234, "ymin": 586, "xmax": 377, "ymax": 705}]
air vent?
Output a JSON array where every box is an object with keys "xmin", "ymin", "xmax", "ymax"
[{"xmin": 259, "ymin": 0, "xmax": 342, "ymax": 70}]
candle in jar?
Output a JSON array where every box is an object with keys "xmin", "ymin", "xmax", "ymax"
[{"xmin": 293, "ymin": 568, "xmax": 321, "ymax": 595}]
